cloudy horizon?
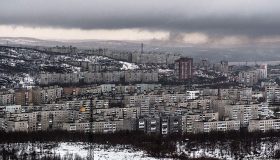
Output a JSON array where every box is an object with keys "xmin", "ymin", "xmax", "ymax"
[{"xmin": 1, "ymin": 0, "xmax": 280, "ymax": 45}]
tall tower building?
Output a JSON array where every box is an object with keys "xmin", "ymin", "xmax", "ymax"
[
  {"xmin": 175, "ymin": 57, "xmax": 193, "ymax": 80},
  {"xmin": 258, "ymin": 64, "xmax": 267, "ymax": 79},
  {"xmin": 220, "ymin": 60, "xmax": 229, "ymax": 74}
]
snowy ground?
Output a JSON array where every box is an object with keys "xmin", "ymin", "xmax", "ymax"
[
  {"xmin": 19, "ymin": 74, "xmax": 35, "ymax": 88},
  {"xmin": 1, "ymin": 139, "xmax": 280, "ymax": 159},
  {"xmin": 55, "ymin": 142, "xmax": 160, "ymax": 160},
  {"xmin": 0, "ymin": 142, "xmax": 168, "ymax": 160},
  {"xmin": 178, "ymin": 138, "xmax": 280, "ymax": 159},
  {"xmin": 119, "ymin": 61, "xmax": 139, "ymax": 70},
  {"xmin": 158, "ymin": 69, "xmax": 173, "ymax": 73}
]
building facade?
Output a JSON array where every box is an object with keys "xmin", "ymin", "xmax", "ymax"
[{"xmin": 175, "ymin": 58, "xmax": 193, "ymax": 80}]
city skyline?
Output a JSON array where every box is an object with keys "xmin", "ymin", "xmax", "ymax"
[{"xmin": 2, "ymin": 1, "xmax": 280, "ymax": 159}]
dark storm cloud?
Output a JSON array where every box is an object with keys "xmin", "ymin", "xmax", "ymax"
[{"xmin": 1, "ymin": 0, "xmax": 280, "ymax": 37}]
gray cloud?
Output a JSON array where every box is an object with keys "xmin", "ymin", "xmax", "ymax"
[{"xmin": 1, "ymin": 0, "xmax": 280, "ymax": 38}]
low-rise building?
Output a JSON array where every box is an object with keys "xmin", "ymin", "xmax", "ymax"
[
  {"xmin": 193, "ymin": 120, "xmax": 240, "ymax": 133},
  {"xmin": 248, "ymin": 119, "xmax": 280, "ymax": 132},
  {"xmin": 185, "ymin": 112, "xmax": 219, "ymax": 133},
  {"xmin": 6, "ymin": 120, "xmax": 29, "ymax": 132}
]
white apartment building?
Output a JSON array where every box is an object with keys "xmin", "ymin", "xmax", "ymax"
[
  {"xmin": 185, "ymin": 112, "xmax": 219, "ymax": 133},
  {"xmin": 140, "ymin": 96, "xmax": 150, "ymax": 116},
  {"xmin": 100, "ymin": 84, "xmax": 116, "ymax": 93},
  {"xmin": 223, "ymin": 103, "xmax": 260, "ymax": 126},
  {"xmin": 248, "ymin": 119, "xmax": 280, "ymax": 132},
  {"xmin": 193, "ymin": 120, "xmax": 240, "ymax": 133},
  {"xmin": 265, "ymin": 85, "xmax": 280, "ymax": 104},
  {"xmin": 4, "ymin": 105, "xmax": 22, "ymax": 113},
  {"xmin": 37, "ymin": 86, "xmax": 63, "ymax": 104},
  {"xmin": 0, "ymin": 92, "xmax": 14, "ymax": 105},
  {"xmin": 238, "ymin": 70, "xmax": 259, "ymax": 86},
  {"xmin": 186, "ymin": 91, "xmax": 200, "ymax": 100},
  {"xmin": 6, "ymin": 121, "xmax": 29, "ymax": 132}
]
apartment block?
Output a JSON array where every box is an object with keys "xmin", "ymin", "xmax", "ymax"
[
  {"xmin": 0, "ymin": 91, "xmax": 14, "ymax": 105},
  {"xmin": 248, "ymin": 119, "xmax": 280, "ymax": 132},
  {"xmin": 223, "ymin": 103, "xmax": 259, "ymax": 126},
  {"xmin": 265, "ymin": 85, "xmax": 280, "ymax": 104},
  {"xmin": 193, "ymin": 120, "xmax": 240, "ymax": 133},
  {"xmin": 175, "ymin": 57, "xmax": 193, "ymax": 80}
]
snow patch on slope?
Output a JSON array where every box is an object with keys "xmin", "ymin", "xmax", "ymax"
[{"xmin": 120, "ymin": 61, "xmax": 139, "ymax": 70}]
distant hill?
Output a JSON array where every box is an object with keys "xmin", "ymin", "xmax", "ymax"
[{"xmin": 1, "ymin": 37, "xmax": 280, "ymax": 62}]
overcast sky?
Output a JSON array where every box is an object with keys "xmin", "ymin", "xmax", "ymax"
[{"xmin": 1, "ymin": 0, "xmax": 280, "ymax": 44}]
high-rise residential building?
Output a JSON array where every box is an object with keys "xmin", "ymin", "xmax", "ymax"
[
  {"xmin": 265, "ymin": 85, "xmax": 280, "ymax": 104},
  {"xmin": 238, "ymin": 70, "xmax": 259, "ymax": 86},
  {"xmin": 220, "ymin": 60, "xmax": 229, "ymax": 73},
  {"xmin": 175, "ymin": 57, "xmax": 193, "ymax": 80},
  {"xmin": 238, "ymin": 64, "xmax": 267, "ymax": 86},
  {"xmin": 257, "ymin": 64, "xmax": 268, "ymax": 79},
  {"xmin": 0, "ymin": 91, "xmax": 14, "ymax": 106},
  {"xmin": 15, "ymin": 89, "xmax": 33, "ymax": 106},
  {"xmin": 223, "ymin": 103, "xmax": 260, "ymax": 127}
]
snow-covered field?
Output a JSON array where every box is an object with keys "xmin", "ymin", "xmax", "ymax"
[
  {"xmin": 0, "ymin": 142, "xmax": 168, "ymax": 160},
  {"xmin": 1, "ymin": 138, "xmax": 280, "ymax": 159},
  {"xmin": 177, "ymin": 138, "xmax": 280, "ymax": 159},
  {"xmin": 56, "ymin": 143, "xmax": 163, "ymax": 160}
]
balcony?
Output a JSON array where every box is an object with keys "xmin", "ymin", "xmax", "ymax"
[
  {"xmin": 139, "ymin": 125, "xmax": 145, "ymax": 129},
  {"xmin": 151, "ymin": 121, "xmax": 157, "ymax": 125}
]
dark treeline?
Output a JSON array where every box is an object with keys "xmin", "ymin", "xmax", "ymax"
[{"xmin": 1, "ymin": 130, "xmax": 280, "ymax": 159}]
